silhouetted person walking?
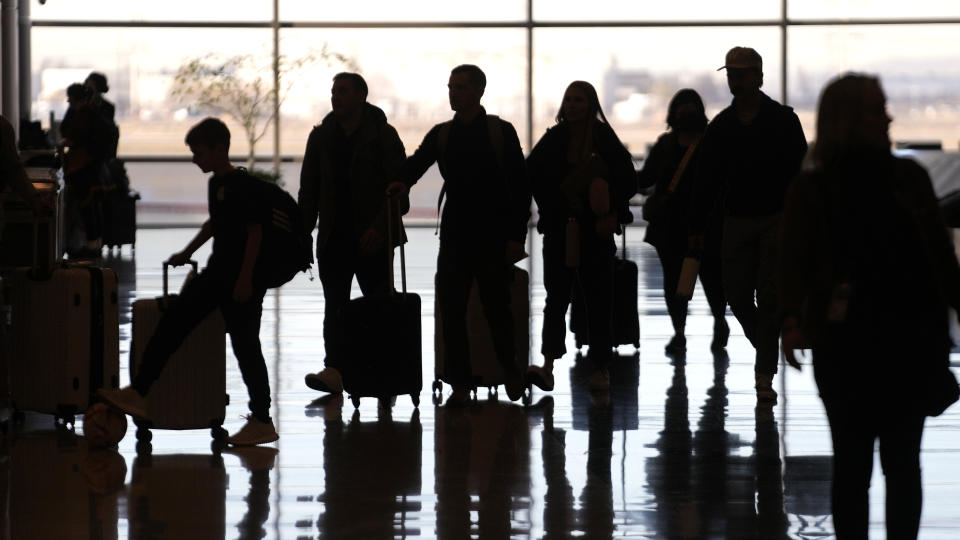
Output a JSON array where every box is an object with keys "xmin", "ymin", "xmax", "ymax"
[
  {"xmin": 387, "ymin": 64, "xmax": 531, "ymax": 406},
  {"xmin": 524, "ymin": 80, "xmax": 635, "ymax": 393},
  {"xmin": 298, "ymin": 72, "xmax": 407, "ymax": 396},
  {"xmin": 639, "ymin": 89, "xmax": 728, "ymax": 356},
  {"xmin": 780, "ymin": 73, "xmax": 960, "ymax": 540},
  {"xmin": 689, "ymin": 47, "xmax": 807, "ymax": 402}
]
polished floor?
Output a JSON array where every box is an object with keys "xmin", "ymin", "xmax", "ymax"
[{"xmin": 3, "ymin": 225, "xmax": 960, "ymax": 539}]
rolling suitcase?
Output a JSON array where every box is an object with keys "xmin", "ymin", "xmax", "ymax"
[
  {"xmin": 340, "ymin": 197, "xmax": 422, "ymax": 408},
  {"xmin": 6, "ymin": 258, "xmax": 120, "ymax": 427},
  {"xmin": 570, "ymin": 230, "xmax": 640, "ymax": 349},
  {"xmin": 433, "ymin": 265, "xmax": 531, "ymax": 400},
  {"xmin": 129, "ymin": 261, "xmax": 228, "ymax": 445},
  {"xmin": 102, "ymin": 189, "xmax": 138, "ymax": 251}
]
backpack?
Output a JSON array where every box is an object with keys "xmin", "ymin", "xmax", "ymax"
[{"xmin": 253, "ymin": 177, "xmax": 314, "ymax": 289}]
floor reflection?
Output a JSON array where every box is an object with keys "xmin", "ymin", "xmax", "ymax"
[{"xmin": 3, "ymin": 226, "xmax": 960, "ymax": 538}]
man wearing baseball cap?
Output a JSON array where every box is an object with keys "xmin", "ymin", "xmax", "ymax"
[{"xmin": 688, "ymin": 47, "xmax": 807, "ymax": 403}]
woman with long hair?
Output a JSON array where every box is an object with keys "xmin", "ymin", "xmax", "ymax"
[
  {"xmin": 638, "ymin": 89, "xmax": 728, "ymax": 355},
  {"xmin": 780, "ymin": 73, "xmax": 960, "ymax": 539},
  {"xmin": 525, "ymin": 81, "xmax": 636, "ymax": 393}
]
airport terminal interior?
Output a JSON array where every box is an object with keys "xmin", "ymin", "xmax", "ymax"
[{"xmin": 3, "ymin": 1, "xmax": 960, "ymax": 538}]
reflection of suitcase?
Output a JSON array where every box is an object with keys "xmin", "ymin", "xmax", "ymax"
[
  {"xmin": 433, "ymin": 266, "xmax": 530, "ymax": 398},
  {"xmin": 571, "ymin": 233, "xmax": 640, "ymax": 349},
  {"xmin": 570, "ymin": 352, "xmax": 639, "ymax": 431},
  {"xmin": 130, "ymin": 262, "xmax": 227, "ymax": 443},
  {"xmin": 340, "ymin": 198, "xmax": 422, "ymax": 408},
  {"xmin": 7, "ymin": 263, "xmax": 120, "ymax": 426},
  {"xmin": 129, "ymin": 453, "xmax": 227, "ymax": 539}
]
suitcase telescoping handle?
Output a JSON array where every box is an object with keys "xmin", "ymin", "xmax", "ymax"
[
  {"xmin": 386, "ymin": 194, "xmax": 407, "ymax": 295},
  {"xmin": 162, "ymin": 260, "xmax": 199, "ymax": 298}
]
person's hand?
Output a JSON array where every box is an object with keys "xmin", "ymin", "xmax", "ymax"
[
  {"xmin": 233, "ymin": 277, "xmax": 253, "ymax": 303},
  {"xmin": 359, "ymin": 228, "xmax": 383, "ymax": 256},
  {"xmin": 780, "ymin": 316, "xmax": 804, "ymax": 371},
  {"xmin": 166, "ymin": 251, "xmax": 191, "ymax": 267},
  {"xmin": 595, "ymin": 213, "xmax": 617, "ymax": 236},
  {"xmin": 386, "ymin": 181, "xmax": 408, "ymax": 198},
  {"xmin": 505, "ymin": 240, "xmax": 527, "ymax": 265}
]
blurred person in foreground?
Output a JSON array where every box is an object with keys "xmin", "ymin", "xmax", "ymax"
[{"xmin": 779, "ymin": 72, "xmax": 960, "ymax": 540}]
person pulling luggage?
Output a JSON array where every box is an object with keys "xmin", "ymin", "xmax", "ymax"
[{"xmin": 387, "ymin": 64, "xmax": 532, "ymax": 407}]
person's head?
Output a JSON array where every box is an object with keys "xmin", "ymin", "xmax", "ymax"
[
  {"xmin": 331, "ymin": 72, "xmax": 368, "ymax": 118},
  {"xmin": 556, "ymin": 80, "xmax": 608, "ymax": 125},
  {"xmin": 811, "ymin": 73, "xmax": 892, "ymax": 166},
  {"xmin": 66, "ymin": 83, "xmax": 91, "ymax": 108},
  {"xmin": 718, "ymin": 47, "xmax": 763, "ymax": 99},
  {"xmin": 448, "ymin": 64, "xmax": 486, "ymax": 112},
  {"xmin": 185, "ymin": 117, "xmax": 231, "ymax": 173},
  {"xmin": 666, "ymin": 88, "xmax": 708, "ymax": 133},
  {"xmin": 84, "ymin": 72, "xmax": 109, "ymax": 95}
]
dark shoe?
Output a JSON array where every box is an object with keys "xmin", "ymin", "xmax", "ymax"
[
  {"xmin": 665, "ymin": 334, "xmax": 687, "ymax": 355},
  {"xmin": 711, "ymin": 319, "xmax": 730, "ymax": 351},
  {"xmin": 505, "ymin": 369, "xmax": 525, "ymax": 402},
  {"xmin": 525, "ymin": 365, "xmax": 555, "ymax": 392}
]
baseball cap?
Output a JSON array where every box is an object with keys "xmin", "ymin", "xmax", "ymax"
[{"xmin": 717, "ymin": 47, "xmax": 762, "ymax": 71}]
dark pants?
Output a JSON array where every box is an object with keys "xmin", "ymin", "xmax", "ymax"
[
  {"xmin": 437, "ymin": 240, "xmax": 515, "ymax": 389},
  {"xmin": 132, "ymin": 269, "xmax": 271, "ymax": 422},
  {"xmin": 66, "ymin": 165, "xmax": 103, "ymax": 242},
  {"xmin": 654, "ymin": 242, "xmax": 726, "ymax": 334},
  {"xmin": 542, "ymin": 229, "xmax": 614, "ymax": 367},
  {"xmin": 318, "ymin": 232, "xmax": 390, "ymax": 372},
  {"xmin": 721, "ymin": 214, "xmax": 780, "ymax": 375}
]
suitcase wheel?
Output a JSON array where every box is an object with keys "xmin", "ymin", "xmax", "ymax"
[
  {"xmin": 211, "ymin": 427, "xmax": 228, "ymax": 441},
  {"xmin": 432, "ymin": 393, "xmax": 443, "ymax": 406},
  {"xmin": 431, "ymin": 380, "xmax": 443, "ymax": 395},
  {"xmin": 135, "ymin": 426, "xmax": 153, "ymax": 443},
  {"xmin": 487, "ymin": 387, "xmax": 497, "ymax": 398},
  {"xmin": 411, "ymin": 394, "xmax": 420, "ymax": 408},
  {"xmin": 135, "ymin": 441, "xmax": 152, "ymax": 455},
  {"xmin": 350, "ymin": 396, "xmax": 361, "ymax": 409}
]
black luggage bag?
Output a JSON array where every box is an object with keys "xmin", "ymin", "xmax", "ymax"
[
  {"xmin": 340, "ymin": 197, "xmax": 422, "ymax": 408},
  {"xmin": 571, "ymin": 229, "xmax": 640, "ymax": 349}
]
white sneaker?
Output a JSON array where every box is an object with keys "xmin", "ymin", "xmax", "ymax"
[
  {"xmin": 97, "ymin": 386, "xmax": 147, "ymax": 419},
  {"xmin": 227, "ymin": 415, "xmax": 279, "ymax": 446},
  {"xmin": 526, "ymin": 365, "xmax": 555, "ymax": 392},
  {"xmin": 304, "ymin": 367, "xmax": 343, "ymax": 394},
  {"xmin": 223, "ymin": 445, "xmax": 278, "ymax": 472},
  {"xmin": 588, "ymin": 367, "xmax": 611, "ymax": 392}
]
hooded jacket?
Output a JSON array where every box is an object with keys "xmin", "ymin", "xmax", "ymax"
[{"xmin": 298, "ymin": 103, "xmax": 407, "ymax": 256}]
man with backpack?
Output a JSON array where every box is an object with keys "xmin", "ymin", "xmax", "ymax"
[
  {"xmin": 298, "ymin": 72, "xmax": 409, "ymax": 396},
  {"xmin": 100, "ymin": 117, "xmax": 309, "ymax": 446},
  {"xmin": 387, "ymin": 64, "xmax": 531, "ymax": 407}
]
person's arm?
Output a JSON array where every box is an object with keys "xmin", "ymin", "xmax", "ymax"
[
  {"xmin": 778, "ymin": 173, "xmax": 818, "ymax": 369},
  {"xmin": 362, "ymin": 124, "xmax": 408, "ymax": 254},
  {"xmin": 167, "ymin": 220, "xmax": 213, "ymax": 266},
  {"xmin": 233, "ymin": 223, "xmax": 263, "ymax": 302},
  {"xmin": 598, "ymin": 124, "xmax": 637, "ymax": 228},
  {"xmin": 637, "ymin": 135, "xmax": 667, "ymax": 191},
  {"xmin": 687, "ymin": 122, "xmax": 722, "ymax": 238},
  {"xmin": 502, "ymin": 122, "xmax": 531, "ymax": 262},
  {"xmin": 909, "ymin": 160, "xmax": 960, "ymax": 314},
  {"xmin": 782, "ymin": 110, "xmax": 808, "ymax": 181},
  {"xmin": 386, "ymin": 126, "xmax": 439, "ymax": 197},
  {"xmin": 297, "ymin": 127, "xmax": 323, "ymax": 233}
]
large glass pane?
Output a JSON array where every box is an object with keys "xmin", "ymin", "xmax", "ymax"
[
  {"xmin": 534, "ymin": 0, "xmax": 779, "ymax": 22},
  {"xmin": 788, "ymin": 25, "xmax": 960, "ymax": 151},
  {"xmin": 31, "ymin": 0, "xmax": 271, "ymax": 22},
  {"xmin": 789, "ymin": 0, "xmax": 960, "ymax": 20},
  {"xmin": 278, "ymin": 28, "xmax": 528, "ymax": 218},
  {"xmin": 281, "ymin": 0, "xmax": 525, "ymax": 22},
  {"xmin": 533, "ymin": 27, "xmax": 782, "ymax": 156}
]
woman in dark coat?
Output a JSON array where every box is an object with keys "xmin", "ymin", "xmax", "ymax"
[
  {"xmin": 638, "ymin": 89, "xmax": 728, "ymax": 355},
  {"xmin": 780, "ymin": 73, "xmax": 960, "ymax": 540},
  {"xmin": 525, "ymin": 81, "xmax": 636, "ymax": 393}
]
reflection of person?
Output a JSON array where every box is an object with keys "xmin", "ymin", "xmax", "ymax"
[
  {"xmin": 638, "ymin": 89, "xmax": 727, "ymax": 355},
  {"xmin": 99, "ymin": 118, "xmax": 278, "ymax": 446},
  {"xmin": 524, "ymin": 81, "xmax": 636, "ymax": 393},
  {"xmin": 387, "ymin": 65, "xmax": 532, "ymax": 406},
  {"xmin": 689, "ymin": 47, "xmax": 807, "ymax": 402},
  {"xmin": 780, "ymin": 73, "xmax": 960, "ymax": 540},
  {"xmin": 299, "ymin": 73, "xmax": 407, "ymax": 396}
]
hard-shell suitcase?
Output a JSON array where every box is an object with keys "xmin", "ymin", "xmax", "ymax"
[
  {"xmin": 433, "ymin": 266, "xmax": 531, "ymax": 399},
  {"xmin": 571, "ymin": 231, "xmax": 640, "ymax": 349},
  {"xmin": 6, "ymin": 262, "xmax": 120, "ymax": 426},
  {"xmin": 129, "ymin": 453, "xmax": 227, "ymax": 539},
  {"xmin": 130, "ymin": 262, "xmax": 228, "ymax": 444},
  {"xmin": 340, "ymin": 197, "xmax": 422, "ymax": 408}
]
